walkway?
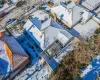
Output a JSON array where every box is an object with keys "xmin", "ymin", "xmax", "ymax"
[{"xmin": 40, "ymin": 52, "xmax": 59, "ymax": 70}]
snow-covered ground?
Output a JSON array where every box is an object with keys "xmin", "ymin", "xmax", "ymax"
[
  {"xmin": 81, "ymin": 56, "xmax": 100, "ymax": 80},
  {"xmin": 14, "ymin": 63, "xmax": 52, "ymax": 80},
  {"xmin": 14, "ymin": 37, "xmax": 78, "ymax": 80},
  {"xmin": 81, "ymin": 65, "xmax": 93, "ymax": 77}
]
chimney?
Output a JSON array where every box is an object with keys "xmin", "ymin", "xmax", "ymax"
[
  {"xmin": 0, "ymin": 32, "xmax": 4, "ymax": 37},
  {"xmin": 76, "ymin": 0, "xmax": 81, "ymax": 4}
]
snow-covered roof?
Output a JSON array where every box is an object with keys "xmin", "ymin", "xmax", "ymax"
[
  {"xmin": 31, "ymin": 10, "xmax": 49, "ymax": 21},
  {"xmin": 82, "ymin": 0, "xmax": 100, "ymax": 10},
  {"xmin": 30, "ymin": 17, "xmax": 42, "ymax": 30},
  {"xmin": 0, "ymin": 32, "xmax": 29, "ymax": 78},
  {"xmin": 24, "ymin": 17, "xmax": 73, "ymax": 51},
  {"xmin": 0, "ymin": 3, "xmax": 9, "ymax": 12},
  {"xmin": 73, "ymin": 19, "xmax": 99, "ymax": 39},
  {"xmin": 51, "ymin": 2, "xmax": 84, "ymax": 27}
]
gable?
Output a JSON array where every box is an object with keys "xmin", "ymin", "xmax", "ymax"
[
  {"xmin": 12, "ymin": 53, "xmax": 27, "ymax": 70},
  {"xmin": 0, "ymin": 41, "xmax": 11, "ymax": 75},
  {"xmin": 4, "ymin": 43, "xmax": 13, "ymax": 64}
]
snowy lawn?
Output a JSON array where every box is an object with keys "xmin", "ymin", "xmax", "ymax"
[
  {"xmin": 81, "ymin": 56, "xmax": 100, "ymax": 80},
  {"xmin": 14, "ymin": 63, "xmax": 52, "ymax": 80}
]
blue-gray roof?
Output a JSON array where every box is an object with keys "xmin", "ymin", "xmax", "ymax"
[{"xmin": 30, "ymin": 17, "xmax": 42, "ymax": 30}]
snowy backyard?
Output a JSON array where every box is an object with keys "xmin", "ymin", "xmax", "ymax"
[{"xmin": 81, "ymin": 56, "xmax": 100, "ymax": 80}]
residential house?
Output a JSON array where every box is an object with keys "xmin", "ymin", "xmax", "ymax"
[
  {"xmin": 50, "ymin": 2, "xmax": 85, "ymax": 28},
  {"xmin": 71, "ymin": 19, "xmax": 99, "ymax": 39},
  {"xmin": 81, "ymin": 0, "xmax": 100, "ymax": 11},
  {"xmin": 0, "ymin": 31, "xmax": 29, "ymax": 80},
  {"xmin": 21, "ymin": 10, "xmax": 73, "ymax": 70},
  {"xmin": 16, "ymin": 10, "xmax": 50, "ymax": 65},
  {"xmin": 23, "ymin": 17, "xmax": 73, "ymax": 57}
]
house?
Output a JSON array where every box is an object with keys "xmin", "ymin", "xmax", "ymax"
[
  {"xmin": 50, "ymin": 2, "xmax": 85, "ymax": 28},
  {"xmin": 8, "ymin": 10, "xmax": 50, "ymax": 65},
  {"xmin": 0, "ymin": 31, "xmax": 29, "ymax": 80},
  {"xmin": 81, "ymin": 0, "xmax": 100, "ymax": 11},
  {"xmin": 71, "ymin": 19, "xmax": 99, "ymax": 39},
  {"xmin": 23, "ymin": 16, "xmax": 73, "ymax": 57},
  {"xmin": 21, "ymin": 10, "xmax": 73, "ymax": 69}
]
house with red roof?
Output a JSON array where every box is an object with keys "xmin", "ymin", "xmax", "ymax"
[{"xmin": 0, "ymin": 31, "xmax": 29, "ymax": 80}]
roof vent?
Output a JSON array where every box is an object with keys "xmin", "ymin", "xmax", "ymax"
[{"xmin": 0, "ymin": 32, "xmax": 4, "ymax": 37}]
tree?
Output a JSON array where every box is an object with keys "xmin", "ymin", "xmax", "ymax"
[{"xmin": 16, "ymin": 1, "xmax": 26, "ymax": 7}]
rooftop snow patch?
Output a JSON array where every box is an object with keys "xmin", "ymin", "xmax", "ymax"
[{"xmin": 30, "ymin": 17, "xmax": 42, "ymax": 30}]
